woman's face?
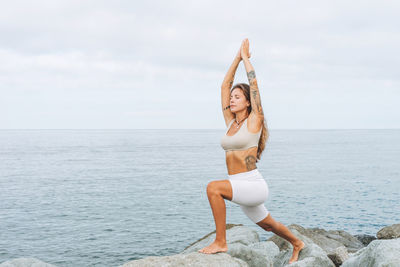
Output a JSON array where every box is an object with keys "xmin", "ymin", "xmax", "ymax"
[{"xmin": 230, "ymin": 88, "xmax": 249, "ymax": 113}]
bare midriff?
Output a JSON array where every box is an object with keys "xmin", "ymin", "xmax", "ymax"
[{"xmin": 225, "ymin": 146, "xmax": 258, "ymax": 175}]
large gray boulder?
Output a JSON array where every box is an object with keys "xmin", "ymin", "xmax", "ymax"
[
  {"xmin": 123, "ymin": 224, "xmax": 270, "ymax": 267},
  {"xmin": 181, "ymin": 224, "xmax": 259, "ymax": 254},
  {"xmin": 269, "ymin": 224, "xmax": 364, "ymax": 254},
  {"xmin": 182, "ymin": 225, "xmax": 280, "ymax": 267},
  {"xmin": 121, "ymin": 252, "xmax": 248, "ymax": 267},
  {"xmin": 227, "ymin": 241, "xmax": 279, "ymax": 267},
  {"xmin": 354, "ymin": 234, "xmax": 377, "ymax": 246},
  {"xmin": 268, "ymin": 227, "xmax": 335, "ymax": 267},
  {"xmin": 273, "ymin": 243, "xmax": 335, "ymax": 267},
  {"xmin": 341, "ymin": 238, "xmax": 400, "ymax": 267},
  {"xmin": 327, "ymin": 246, "xmax": 350, "ymax": 267},
  {"xmin": 124, "ymin": 224, "xmax": 398, "ymax": 267},
  {"xmin": 0, "ymin": 258, "xmax": 56, "ymax": 267},
  {"xmin": 377, "ymin": 224, "xmax": 400, "ymax": 239},
  {"xmin": 248, "ymin": 241, "xmax": 280, "ymax": 265},
  {"xmin": 267, "ymin": 225, "xmax": 314, "ymax": 251}
]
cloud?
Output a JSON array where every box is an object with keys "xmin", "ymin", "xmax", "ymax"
[{"xmin": 0, "ymin": 0, "xmax": 399, "ymax": 128}]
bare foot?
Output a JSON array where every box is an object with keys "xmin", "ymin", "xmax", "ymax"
[
  {"xmin": 198, "ymin": 240, "xmax": 228, "ymax": 254},
  {"xmin": 288, "ymin": 240, "xmax": 305, "ymax": 264}
]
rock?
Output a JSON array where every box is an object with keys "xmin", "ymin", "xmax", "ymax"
[
  {"xmin": 323, "ymin": 230, "xmax": 365, "ymax": 253},
  {"xmin": 267, "ymin": 227, "xmax": 335, "ymax": 266},
  {"xmin": 267, "ymin": 225, "xmax": 315, "ymax": 251},
  {"xmin": 123, "ymin": 224, "xmax": 271, "ymax": 267},
  {"xmin": 248, "ymin": 241, "xmax": 280, "ymax": 264},
  {"xmin": 327, "ymin": 246, "xmax": 349, "ymax": 267},
  {"xmin": 377, "ymin": 224, "xmax": 400, "ymax": 239},
  {"xmin": 0, "ymin": 258, "xmax": 56, "ymax": 267},
  {"xmin": 227, "ymin": 241, "xmax": 279, "ymax": 267},
  {"xmin": 181, "ymin": 225, "xmax": 280, "ymax": 267},
  {"xmin": 268, "ymin": 224, "xmax": 364, "ymax": 254},
  {"xmin": 122, "ymin": 224, "xmax": 398, "ymax": 267},
  {"xmin": 354, "ymin": 234, "xmax": 377, "ymax": 246},
  {"xmin": 341, "ymin": 238, "xmax": 400, "ymax": 267},
  {"xmin": 121, "ymin": 251, "xmax": 248, "ymax": 267},
  {"xmin": 181, "ymin": 224, "xmax": 259, "ymax": 254},
  {"xmin": 273, "ymin": 243, "xmax": 335, "ymax": 267}
]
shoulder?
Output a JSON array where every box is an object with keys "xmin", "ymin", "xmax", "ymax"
[
  {"xmin": 247, "ymin": 113, "xmax": 264, "ymax": 133},
  {"xmin": 224, "ymin": 115, "xmax": 235, "ymax": 127}
]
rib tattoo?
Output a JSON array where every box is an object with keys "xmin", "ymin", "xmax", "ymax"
[{"xmin": 245, "ymin": 155, "xmax": 257, "ymax": 170}]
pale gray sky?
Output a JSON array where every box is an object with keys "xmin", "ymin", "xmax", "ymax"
[{"xmin": 1, "ymin": 0, "xmax": 399, "ymax": 129}]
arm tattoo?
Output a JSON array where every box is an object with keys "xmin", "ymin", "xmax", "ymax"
[
  {"xmin": 223, "ymin": 105, "xmax": 230, "ymax": 111},
  {"xmin": 247, "ymin": 70, "xmax": 264, "ymax": 116},
  {"xmin": 247, "ymin": 70, "xmax": 256, "ymax": 81},
  {"xmin": 251, "ymin": 90, "xmax": 264, "ymax": 115}
]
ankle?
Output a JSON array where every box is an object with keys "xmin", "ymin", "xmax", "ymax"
[
  {"xmin": 214, "ymin": 238, "xmax": 227, "ymax": 245},
  {"xmin": 292, "ymin": 240, "xmax": 304, "ymax": 247}
]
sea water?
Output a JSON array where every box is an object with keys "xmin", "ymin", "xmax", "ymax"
[{"xmin": 0, "ymin": 129, "xmax": 399, "ymax": 266}]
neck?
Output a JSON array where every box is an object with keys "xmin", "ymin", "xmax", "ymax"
[{"xmin": 235, "ymin": 110, "xmax": 248, "ymax": 123}]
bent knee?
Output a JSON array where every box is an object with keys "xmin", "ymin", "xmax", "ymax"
[{"xmin": 206, "ymin": 181, "xmax": 219, "ymax": 195}]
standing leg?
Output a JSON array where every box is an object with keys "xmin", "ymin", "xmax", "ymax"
[
  {"xmin": 256, "ymin": 213, "xmax": 305, "ymax": 264},
  {"xmin": 198, "ymin": 180, "xmax": 233, "ymax": 254}
]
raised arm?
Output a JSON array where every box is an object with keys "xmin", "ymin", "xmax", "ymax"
[
  {"xmin": 241, "ymin": 39, "xmax": 264, "ymax": 119},
  {"xmin": 221, "ymin": 55, "xmax": 241, "ymax": 126}
]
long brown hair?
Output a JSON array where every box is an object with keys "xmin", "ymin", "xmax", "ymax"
[{"xmin": 230, "ymin": 83, "xmax": 269, "ymax": 162}]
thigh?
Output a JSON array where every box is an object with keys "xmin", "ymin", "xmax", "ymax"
[
  {"xmin": 229, "ymin": 179, "xmax": 268, "ymax": 206},
  {"xmin": 208, "ymin": 179, "xmax": 233, "ymax": 201},
  {"xmin": 240, "ymin": 204, "xmax": 270, "ymax": 224}
]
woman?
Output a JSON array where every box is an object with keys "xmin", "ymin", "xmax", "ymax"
[{"xmin": 198, "ymin": 39, "xmax": 305, "ymax": 264}]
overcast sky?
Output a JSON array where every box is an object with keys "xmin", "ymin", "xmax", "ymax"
[{"xmin": 1, "ymin": 0, "xmax": 399, "ymax": 129}]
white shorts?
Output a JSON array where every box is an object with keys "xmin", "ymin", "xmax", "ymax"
[{"xmin": 228, "ymin": 168, "xmax": 269, "ymax": 223}]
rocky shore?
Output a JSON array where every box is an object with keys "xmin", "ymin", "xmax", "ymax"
[
  {"xmin": 122, "ymin": 223, "xmax": 400, "ymax": 267},
  {"xmin": 1, "ymin": 224, "xmax": 399, "ymax": 267}
]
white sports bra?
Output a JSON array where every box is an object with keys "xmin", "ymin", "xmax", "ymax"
[{"xmin": 220, "ymin": 118, "xmax": 262, "ymax": 152}]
